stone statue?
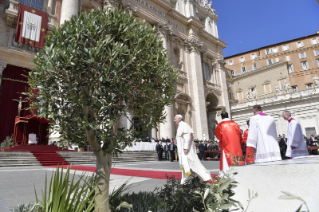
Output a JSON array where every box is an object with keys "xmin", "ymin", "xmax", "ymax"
[
  {"xmin": 275, "ymin": 85, "xmax": 280, "ymax": 94},
  {"xmin": 282, "ymin": 80, "xmax": 290, "ymax": 93},
  {"xmin": 251, "ymin": 89, "xmax": 257, "ymax": 99},
  {"xmin": 245, "ymin": 91, "xmax": 250, "ymax": 100},
  {"xmin": 313, "ymin": 74, "xmax": 319, "ymax": 87},
  {"xmin": 12, "ymin": 96, "xmax": 27, "ymax": 117}
]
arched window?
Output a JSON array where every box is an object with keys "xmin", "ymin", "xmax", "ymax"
[{"xmin": 204, "ymin": 63, "xmax": 211, "ymax": 82}]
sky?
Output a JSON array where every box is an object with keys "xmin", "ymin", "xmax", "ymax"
[{"xmin": 213, "ymin": 0, "xmax": 319, "ymax": 57}]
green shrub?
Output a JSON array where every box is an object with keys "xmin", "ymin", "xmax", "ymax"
[
  {"xmin": 12, "ymin": 165, "xmax": 103, "ymax": 212},
  {"xmin": 116, "ymin": 192, "xmax": 168, "ymax": 212},
  {"xmin": 10, "ymin": 203, "xmax": 39, "ymax": 212},
  {"xmin": 1, "ymin": 135, "xmax": 13, "ymax": 150},
  {"xmin": 157, "ymin": 174, "xmax": 207, "ymax": 212}
]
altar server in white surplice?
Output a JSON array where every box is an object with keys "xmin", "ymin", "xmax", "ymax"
[
  {"xmin": 247, "ymin": 105, "xmax": 282, "ymax": 163},
  {"xmin": 282, "ymin": 111, "xmax": 309, "ymax": 158},
  {"xmin": 174, "ymin": 115, "xmax": 212, "ymax": 184}
]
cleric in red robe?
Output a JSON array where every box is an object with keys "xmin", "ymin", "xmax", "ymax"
[
  {"xmin": 215, "ymin": 112, "xmax": 244, "ymax": 174},
  {"xmin": 242, "ymin": 120, "xmax": 255, "ymax": 164}
]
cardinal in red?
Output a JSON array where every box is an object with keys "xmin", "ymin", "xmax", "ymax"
[
  {"xmin": 215, "ymin": 111, "xmax": 244, "ymax": 174},
  {"xmin": 242, "ymin": 120, "xmax": 255, "ymax": 164}
]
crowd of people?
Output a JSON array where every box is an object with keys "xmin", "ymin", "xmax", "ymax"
[
  {"xmin": 153, "ymin": 138, "xmax": 221, "ymax": 162},
  {"xmin": 148, "ymin": 105, "xmax": 314, "ymax": 184},
  {"xmin": 145, "ymin": 105, "xmax": 315, "ymax": 182},
  {"xmin": 279, "ymin": 133, "xmax": 319, "ymax": 157}
]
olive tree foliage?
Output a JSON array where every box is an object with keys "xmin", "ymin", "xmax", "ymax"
[
  {"xmin": 28, "ymin": 9, "xmax": 178, "ymax": 211},
  {"xmin": 29, "ymin": 8, "xmax": 178, "ymax": 152}
]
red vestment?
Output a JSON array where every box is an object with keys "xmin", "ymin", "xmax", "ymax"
[
  {"xmin": 242, "ymin": 129, "xmax": 255, "ymax": 164},
  {"xmin": 215, "ymin": 119, "xmax": 244, "ymax": 172}
]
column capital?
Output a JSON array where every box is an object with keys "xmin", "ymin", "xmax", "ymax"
[
  {"xmin": 184, "ymin": 38, "xmax": 202, "ymax": 53},
  {"xmin": 156, "ymin": 23, "xmax": 173, "ymax": 37},
  {"xmin": 217, "ymin": 58, "xmax": 226, "ymax": 69},
  {"xmin": 103, "ymin": 0, "xmax": 121, "ymax": 10},
  {"xmin": 122, "ymin": 2, "xmax": 138, "ymax": 14}
]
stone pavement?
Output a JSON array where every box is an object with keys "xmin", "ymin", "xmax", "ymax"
[{"xmin": 0, "ymin": 160, "xmax": 219, "ymax": 211}]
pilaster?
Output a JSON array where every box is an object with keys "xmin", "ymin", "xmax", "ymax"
[
  {"xmin": 60, "ymin": 0, "xmax": 78, "ymax": 25},
  {"xmin": 157, "ymin": 24, "xmax": 174, "ymax": 139},
  {"xmin": 185, "ymin": 38, "xmax": 208, "ymax": 139}
]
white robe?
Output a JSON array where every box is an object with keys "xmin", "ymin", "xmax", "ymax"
[
  {"xmin": 247, "ymin": 114, "xmax": 282, "ymax": 163},
  {"xmin": 286, "ymin": 119, "xmax": 309, "ymax": 158},
  {"xmin": 176, "ymin": 121, "xmax": 211, "ymax": 184}
]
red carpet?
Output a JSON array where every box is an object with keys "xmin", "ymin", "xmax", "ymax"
[
  {"xmin": 52, "ymin": 165, "xmax": 217, "ymax": 180},
  {"xmin": 32, "ymin": 151, "xmax": 69, "ymax": 166},
  {"xmin": 1, "ymin": 145, "xmax": 72, "ymax": 152},
  {"xmin": 1, "ymin": 145, "xmax": 72, "ymax": 166}
]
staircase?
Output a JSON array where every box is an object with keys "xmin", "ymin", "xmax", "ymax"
[
  {"xmin": 1, "ymin": 145, "xmax": 72, "ymax": 167},
  {"xmin": 32, "ymin": 151, "xmax": 69, "ymax": 166},
  {"xmin": 0, "ymin": 145, "xmax": 158, "ymax": 167}
]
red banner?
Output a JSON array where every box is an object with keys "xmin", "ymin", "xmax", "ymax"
[{"xmin": 15, "ymin": 4, "xmax": 48, "ymax": 48}]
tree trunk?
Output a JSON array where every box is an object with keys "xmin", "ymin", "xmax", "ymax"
[{"xmin": 95, "ymin": 149, "xmax": 112, "ymax": 212}]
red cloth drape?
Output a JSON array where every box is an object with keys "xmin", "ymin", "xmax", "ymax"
[
  {"xmin": 215, "ymin": 120, "xmax": 244, "ymax": 170},
  {"xmin": 242, "ymin": 129, "xmax": 255, "ymax": 164},
  {"xmin": 15, "ymin": 4, "xmax": 48, "ymax": 48},
  {"xmin": 0, "ymin": 65, "xmax": 32, "ymax": 143}
]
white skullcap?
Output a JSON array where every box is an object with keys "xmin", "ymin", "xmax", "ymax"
[{"xmin": 176, "ymin": 114, "xmax": 183, "ymax": 120}]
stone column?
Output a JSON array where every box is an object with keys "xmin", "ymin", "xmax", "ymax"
[
  {"xmin": 48, "ymin": 0, "xmax": 54, "ymax": 14},
  {"xmin": 157, "ymin": 24, "xmax": 174, "ymax": 139},
  {"xmin": 0, "ymin": 61, "xmax": 8, "ymax": 87},
  {"xmin": 151, "ymin": 128, "xmax": 157, "ymax": 138},
  {"xmin": 160, "ymin": 105, "xmax": 174, "ymax": 139},
  {"xmin": 185, "ymin": 38, "xmax": 208, "ymax": 140},
  {"xmin": 60, "ymin": 0, "xmax": 78, "ymax": 25},
  {"xmin": 217, "ymin": 59, "xmax": 231, "ymax": 116}
]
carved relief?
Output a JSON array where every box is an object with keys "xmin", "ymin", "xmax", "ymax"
[
  {"xmin": 103, "ymin": 0, "xmax": 121, "ymax": 9},
  {"xmin": 184, "ymin": 38, "xmax": 202, "ymax": 53},
  {"xmin": 156, "ymin": 23, "xmax": 173, "ymax": 37}
]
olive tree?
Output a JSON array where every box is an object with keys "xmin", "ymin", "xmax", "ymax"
[{"xmin": 28, "ymin": 9, "xmax": 178, "ymax": 212}]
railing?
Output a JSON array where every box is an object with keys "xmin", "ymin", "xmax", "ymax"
[{"xmin": 232, "ymin": 87, "xmax": 319, "ymax": 110}]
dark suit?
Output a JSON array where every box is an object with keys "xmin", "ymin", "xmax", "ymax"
[
  {"xmin": 308, "ymin": 137, "xmax": 318, "ymax": 155},
  {"xmin": 163, "ymin": 144, "xmax": 169, "ymax": 161},
  {"xmin": 156, "ymin": 144, "xmax": 163, "ymax": 161},
  {"xmin": 198, "ymin": 143, "xmax": 205, "ymax": 160},
  {"xmin": 168, "ymin": 143, "xmax": 176, "ymax": 162},
  {"xmin": 279, "ymin": 138, "xmax": 288, "ymax": 159}
]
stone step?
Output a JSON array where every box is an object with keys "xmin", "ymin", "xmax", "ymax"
[{"xmin": 0, "ymin": 150, "xmax": 158, "ymax": 167}]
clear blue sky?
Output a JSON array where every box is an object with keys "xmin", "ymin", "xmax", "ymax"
[{"xmin": 213, "ymin": 0, "xmax": 319, "ymax": 57}]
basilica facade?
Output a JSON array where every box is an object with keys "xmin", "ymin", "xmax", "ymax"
[{"xmin": 0, "ymin": 0, "xmax": 230, "ymax": 142}]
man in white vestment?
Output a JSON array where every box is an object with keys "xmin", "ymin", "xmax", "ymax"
[
  {"xmin": 174, "ymin": 115, "xmax": 212, "ymax": 184},
  {"xmin": 247, "ymin": 105, "xmax": 282, "ymax": 163},
  {"xmin": 282, "ymin": 111, "xmax": 309, "ymax": 158}
]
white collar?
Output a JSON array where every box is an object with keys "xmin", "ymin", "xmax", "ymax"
[{"xmin": 221, "ymin": 118, "xmax": 231, "ymax": 122}]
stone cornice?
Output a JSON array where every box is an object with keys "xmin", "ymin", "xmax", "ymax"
[
  {"xmin": 153, "ymin": 0, "xmax": 175, "ymax": 11},
  {"xmin": 257, "ymin": 43, "xmax": 319, "ymax": 60},
  {"xmin": 0, "ymin": 47, "xmax": 35, "ymax": 69},
  {"xmin": 231, "ymin": 89, "xmax": 319, "ymax": 113},
  {"xmin": 199, "ymin": 28, "xmax": 226, "ymax": 47},
  {"xmin": 186, "ymin": 16, "xmax": 204, "ymax": 29},
  {"xmin": 129, "ymin": 0, "xmax": 226, "ymax": 47},
  {"xmin": 232, "ymin": 61, "xmax": 288, "ymax": 81}
]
